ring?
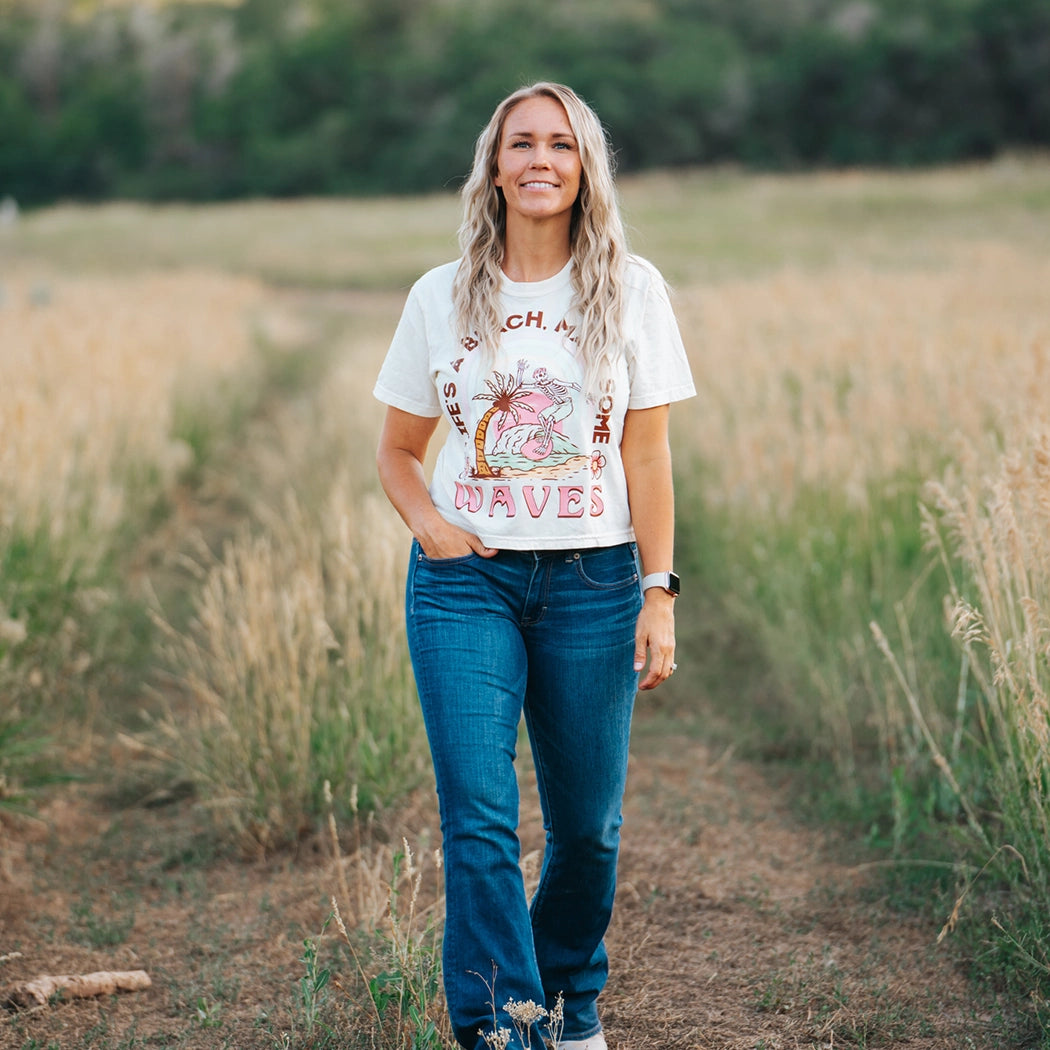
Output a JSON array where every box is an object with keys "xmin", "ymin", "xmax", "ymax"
[{"xmin": 670, "ymin": 663, "xmax": 678, "ymax": 673}]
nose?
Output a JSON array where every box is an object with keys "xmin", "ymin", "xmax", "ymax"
[{"xmin": 530, "ymin": 145, "xmax": 553, "ymax": 168}]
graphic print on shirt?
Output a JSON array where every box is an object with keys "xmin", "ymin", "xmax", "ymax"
[{"xmin": 470, "ymin": 357, "xmax": 588, "ymax": 480}]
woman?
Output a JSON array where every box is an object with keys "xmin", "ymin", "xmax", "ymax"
[{"xmin": 374, "ymin": 82, "xmax": 695, "ymax": 1050}]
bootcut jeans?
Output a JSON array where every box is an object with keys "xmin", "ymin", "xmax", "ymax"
[{"xmin": 405, "ymin": 540, "xmax": 642, "ymax": 1050}]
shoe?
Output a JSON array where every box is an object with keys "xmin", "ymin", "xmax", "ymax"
[{"xmin": 559, "ymin": 1035, "xmax": 607, "ymax": 1050}]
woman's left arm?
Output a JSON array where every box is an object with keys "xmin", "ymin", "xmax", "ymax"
[{"xmin": 621, "ymin": 404, "xmax": 677, "ymax": 690}]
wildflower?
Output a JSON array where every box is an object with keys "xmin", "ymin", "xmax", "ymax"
[
  {"xmin": 480, "ymin": 1025, "xmax": 511, "ymax": 1050},
  {"xmin": 505, "ymin": 998, "xmax": 548, "ymax": 1027}
]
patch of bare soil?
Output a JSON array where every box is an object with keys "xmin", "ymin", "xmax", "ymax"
[
  {"xmin": 603, "ymin": 726, "xmax": 1003, "ymax": 1049},
  {"xmin": 1, "ymin": 713, "xmax": 1011, "ymax": 1050}
]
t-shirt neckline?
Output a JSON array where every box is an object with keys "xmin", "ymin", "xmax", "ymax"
[{"xmin": 500, "ymin": 259, "xmax": 573, "ymax": 297}]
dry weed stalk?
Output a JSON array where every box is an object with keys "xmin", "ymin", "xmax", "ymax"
[
  {"xmin": 331, "ymin": 837, "xmax": 450, "ymax": 1050},
  {"xmin": 869, "ymin": 618, "xmax": 988, "ymax": 847},
  {"xmin": 937, "ymin": 844, "xmax": 1030, "ymax": 944}
]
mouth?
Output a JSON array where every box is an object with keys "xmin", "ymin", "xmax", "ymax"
[{"xmin": 520, "ymin": 181, "xmax": 558, "ymax": 190}]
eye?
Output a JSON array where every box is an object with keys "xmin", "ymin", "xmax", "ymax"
[{"xmin": 509, "ymin": 139, "xmax": 531, "ymax": 149}]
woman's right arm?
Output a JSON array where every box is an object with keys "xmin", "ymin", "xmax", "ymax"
[{"xmin": 376, "ymin": 406, "xmax": 497, "ymax": 559}]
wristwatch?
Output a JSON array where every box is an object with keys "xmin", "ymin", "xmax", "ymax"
[{"xmin": 641, "ymin": 571, "xmax": 680, "ymax": 597}]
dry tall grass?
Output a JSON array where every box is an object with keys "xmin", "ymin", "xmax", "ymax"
[
  {"xmin": 925, "ymin": 429, "xmax": 1050, "ymax": 894},
  {"xmin": 156, "ymin": 487, "xmax": 419, "ymax": 851},
  {"xmin": 674, "ymin": 243, "xmax": 1050, "ymax": 517},
  {"xmin": 1, "ymin": 256, "xmax": 426, "ymax": 847},
  {"xmin": 0, "ymin": 267, "xmax": 267, "ymax": 747},
  {"xmin": 0, "ymin": 268, "xmax": 263, "ymax": 559},
  {"xmin": 154, "ymin": 330, "xmax": 426, "ymax": 850}
]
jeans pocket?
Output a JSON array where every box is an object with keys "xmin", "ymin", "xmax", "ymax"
[
  {"xmin": 573, "ymin": 543, "xmax": 639, "ymax": 590},
  {"xmin": 417, "ymin": 551, "xmax": 479, "ymax": 567}
]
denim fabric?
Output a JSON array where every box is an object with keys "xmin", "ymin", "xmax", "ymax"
[{"xmin": 405, "ymin": 541, "xmax": 642, "ymax": 1050}]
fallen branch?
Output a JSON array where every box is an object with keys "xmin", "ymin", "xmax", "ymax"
[{"xmin": 3, "ymin": 970, "xmax": 151, "ymax": 1010}]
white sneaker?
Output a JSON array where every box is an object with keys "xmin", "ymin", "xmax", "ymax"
[{"xmin": 559, "ymin": 1035, "xmax": 607, "ymax": 1050}]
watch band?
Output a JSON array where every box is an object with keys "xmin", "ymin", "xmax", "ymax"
[{"xmin": 641, "ymin": 571, "xmax": 680, "ymax": 596}]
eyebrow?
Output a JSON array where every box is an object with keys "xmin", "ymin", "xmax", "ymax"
[{"xmin": 505, "ymin": 128, "xmax": 577, "ymax": 141}]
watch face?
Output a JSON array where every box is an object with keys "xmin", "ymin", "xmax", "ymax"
[{"xmin": 668, "ymin": 572, "xmax": 681, "ymax": 596}]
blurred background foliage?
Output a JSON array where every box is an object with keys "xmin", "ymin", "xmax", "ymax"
[{"xmin": 1, "ymin": 0, "xmax": 1048, "ymax": 206}]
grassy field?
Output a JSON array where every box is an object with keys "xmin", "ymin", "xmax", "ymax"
[{"xmin": 2, "ymin": 158, "xmax": 1049, "ymax": 1046}]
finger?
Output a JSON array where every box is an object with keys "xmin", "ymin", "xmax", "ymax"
[
  {"xmin": 637, "ymin": 649, "xmax": 663, "ymax": 690},
  {"xmin": 639, "ymin": 669, "xmax": 661, "ymax": 691},
  {"xmin": 641, "ymin": 654, "xmax": 677, "ymax": 690},
  {"xmin": 634, "ymin": 628, "xmax": 649, "ymax": 673}
]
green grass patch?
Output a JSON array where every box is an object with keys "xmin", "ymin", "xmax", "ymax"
[{"xmin": 675, "ymin": 462, "xmax": 959, "ymax": 778}]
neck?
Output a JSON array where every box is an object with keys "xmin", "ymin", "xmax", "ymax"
[{"xmin": 501, "ymin": 217, "xmax": 572, "ymax": 283}]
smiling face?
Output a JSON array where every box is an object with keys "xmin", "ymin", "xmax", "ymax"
[{"xmin": 493, "ymin": 95, "xmax": 583, "ymax": 230}]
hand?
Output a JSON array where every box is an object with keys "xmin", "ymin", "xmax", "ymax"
[
  {"xmin": 634, "ymin": 590, "xmax": 677, "ymax": 690},
  {"xmin": 417, "ymin": 519, "xmax": 498, "ymax": 560}
]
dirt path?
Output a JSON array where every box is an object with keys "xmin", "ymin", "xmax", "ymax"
[
  {"xmin": 604, "ymin": 725, "xmax": 997, "ymax": 1049},
  {"xmin": 1, "ymin": 710, "xmax": 1006, "ymax": 1050}
]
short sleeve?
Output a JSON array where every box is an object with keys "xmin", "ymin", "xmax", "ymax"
[
  {"xmin": 625, "ymin": 261, "xmax": 696, "ymax": 410},
  {"xmin": 373, "ymin": 285, "xmax": 443, "ymax": 417}
]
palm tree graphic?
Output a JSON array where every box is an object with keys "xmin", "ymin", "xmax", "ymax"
[{"xmin": 471, "ymin": 370, "xmax": 531, "ymax": 478}]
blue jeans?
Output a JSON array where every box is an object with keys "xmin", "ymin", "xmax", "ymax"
[{"xmin": 405, "ymin": 541, "xmax": 642, "ymax": 1050}]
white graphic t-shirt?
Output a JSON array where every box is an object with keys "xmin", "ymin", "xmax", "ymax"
[{"xmin": 373, "ymin": 256, "xmax": 695, "ymax": 551}]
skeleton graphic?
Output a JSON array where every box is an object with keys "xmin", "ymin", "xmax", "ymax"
[{"xmin": 515, "ymin": 359, "xmax": 581, "ymax": 455}]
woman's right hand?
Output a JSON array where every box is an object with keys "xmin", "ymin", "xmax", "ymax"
[
  {"xmin": 416, "ymin": 519, "xmax": 498, "ymax": 560},
  {"xmin": 377, "ymin": 406, "xmax": 498, "ymax": 560}
]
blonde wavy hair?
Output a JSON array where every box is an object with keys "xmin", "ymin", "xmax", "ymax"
[{"xmin": 453, "ymin": 82, "xmax": 629, "ymax": 389}]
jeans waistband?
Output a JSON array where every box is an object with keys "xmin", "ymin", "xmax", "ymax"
[{"xmin": 495, "ymin": 542, "xmax": 633, "ymax": 564}]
